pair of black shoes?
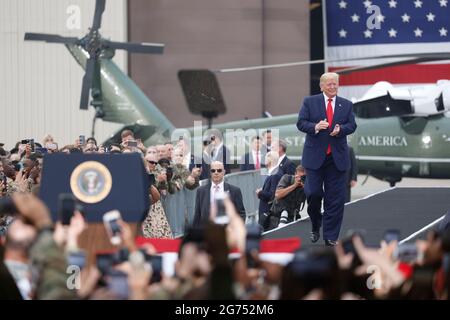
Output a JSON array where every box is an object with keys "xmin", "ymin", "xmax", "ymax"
[{"xmin": 310, "ymin": 231, "xmax": 337, "ymax": 246}]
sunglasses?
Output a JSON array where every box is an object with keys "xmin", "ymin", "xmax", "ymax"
[
  {"xmin": 210, "ymin": 169, "xmax": 223, "ymax": 173},
  {"xmin": 147, "ymin": 160, "xmax": 158, "ymax": 165}
]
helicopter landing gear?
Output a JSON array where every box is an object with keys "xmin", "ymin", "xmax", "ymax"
[{"xmin": 386, "ymin": 177, "xmax": 402, "ymax": 187}]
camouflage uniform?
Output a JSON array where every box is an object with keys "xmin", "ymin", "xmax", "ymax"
[
  {"xmin": 149, "ymin": 164, "xmax": 176, "ymax": 194},
  {"xmin": 29, "ymin": 229, "xmax": 77, "ymax": 300},
  {"xmin": 6, "ymin": 177, "xmax": 34, "ymax": 196},
  {"xmin": 171, "ymin": 164, "xmax": 199, "ymax": 192}
]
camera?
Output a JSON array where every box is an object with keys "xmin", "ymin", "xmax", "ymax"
[
  {"xmin": 246, "ymin": 224, "xmax": 263, "ymax": 268},
  {"xmin": 213, "ymin": 191, "xmax": 229, "ymax": 225},
  {"xmin": 140, "ymin": 251, "xmax": 163, "ymax": 283},
  {"xmin": 67, "ymin": 251, "xmax": 87, "ymax": 269},
  {"xmin": 79, "ymin": 135, "xmax": 86, "ymax": 146},
  {"xmin": 383, "ymin": 229, "xmax": 400, "ymax": 244},
  {"xmin": 30, "ymin": 139, "xmax": 35, "ymax": 152},
  {"xmin": 20, "ymin": 139, "xmax": 35, "ymax": 152},
  {"xmin": 0, "ymin": 197, "xmax": 18, "ymax": 215},
  {"xmin": 35, "ymin": 147, "xmax": 48, "ymax": 155},
  {"xmin": 127, "ymin": 140, "xmax": 138, "ymax": 148},
  {"xmin": 443, "ymin": 253, "xmax": 450, "ymax": 274},
  {"xmin": 96, "ymin": 253, "xmax": 115, "ymax": 275},
  {"xmin": 341, "ymin": 230, "xmax": 366, "ymax": 266},
  {"xmin": 300, "ymin": 175, "xmax": 306, "ymax": 184},
  {"xmin": 148, "ymin": 173, "xmax": 156, "ymax": 186},
  {"xmin": 57, "ymin": 193, "xmax": 77, "ymax": 225},
  {"xmin": 393, "ymin": 244, "xmax": 420, "ymax": 263},
  {"xmin": 45, "ymin": 143, "xmax": 57, "ymax": 150},
  {"xmin": 166, "ymin": 167, "xmax": 173, "ymax": 181}
]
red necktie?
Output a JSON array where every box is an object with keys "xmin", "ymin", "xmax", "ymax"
[
  {"xmin": 255, "ymin": 152, "xmax": 260, "ymax": 169},
  {"xmin": 326, "ymin": 98, "xmax": 334, "ymax": 155}
]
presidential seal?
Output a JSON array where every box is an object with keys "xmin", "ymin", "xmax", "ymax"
[{"xmin": 70, "ymin": 161, "xmax": 112, "ymax": 203}]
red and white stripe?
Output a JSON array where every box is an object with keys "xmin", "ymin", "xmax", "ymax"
[
  {"xmin": 326, "ymin": 43, "xmax": 450, "ymax": 100},
  {"xmin": 136, "ymin": 237, "xmax": 301, "ymax": 277}
]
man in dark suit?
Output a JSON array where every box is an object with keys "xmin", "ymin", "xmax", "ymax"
[
  {"xmin": 271, "ymin": 139, "xmax": 296, "ymax": 175},
  {"xmin": 256, "ymin": 151, "xmax": 282, "ymax": 229},
  {"xmin": 193, "ymin": 161, "xmax": 246, "ymax": 225},
  {"xmin": 240, "ymin": 136, "xmax": 266, "ymax": 172},
  {"xmin": 205, "ymin": 129, "xmax": 231, "ymax": 174},
  {"xmin": 261, "ymin": 129, "xmax": 272, "ymax": 153},
  {"xmin": 297, "ymin": 72, "xmax": 357, "ymax": 246}
]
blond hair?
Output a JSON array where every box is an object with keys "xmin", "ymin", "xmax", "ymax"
[{"xmin": 320, "ymin": 72, "xmax": 339, "ymax": 84}]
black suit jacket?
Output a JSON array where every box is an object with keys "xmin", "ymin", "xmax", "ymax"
[
  {"xmin": 258, "ymin": 170, "xmax": 283, "ymax": 215},
  {"xmin": 278, "ymin": 155, "xmax": 296, "ymax": 175},
  {"xmin": 193, "ymin": 182, "xmax": 246, "ymax": 225}
]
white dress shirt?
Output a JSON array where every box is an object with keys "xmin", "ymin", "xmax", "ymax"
[
  {"xmin": 252, "ymin": 150, "xmax": 262, "ymax": 167},
  {"xmin": 210, "ymin": 181, "xmax": 224, "ymax": 203}
]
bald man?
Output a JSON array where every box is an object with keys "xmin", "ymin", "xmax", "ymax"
[{"xmin": 193, "ymin": 161, "xmax": 246, "ymax": 225}]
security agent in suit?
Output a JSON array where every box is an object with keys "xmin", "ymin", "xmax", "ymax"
[
  {"xmin": 204, "ymin": 129, "xmax": 231, "ymax": 174},
  {"xmin": 296, "ymin": 72, "xmax": 357, "ymax": 246},
  {"xmin": 240, "ymin": 136, "xmax": 266, "ymax": 172},
  {"xmin": 193, "ymin": 161, "xmax": 246, "ymax": 225},
  {"xmin": 346, "ymin": 146, "xmax": 357, "ymax": 203},
  {"xmin": 271, "ymin": 139, "xmax": 296, "ymax": 175}
]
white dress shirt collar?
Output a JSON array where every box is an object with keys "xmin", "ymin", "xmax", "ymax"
[
  {"xmin": 277, "ymin": 154, "xmax": 286, "ymax": 167},
  {"xmin": 323, "ymin": 93, "xmax": 336, "ymax": 112}
]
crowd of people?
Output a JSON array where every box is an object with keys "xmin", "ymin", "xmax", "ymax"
[{"xmin": 1, "ymin": 131, "xmax": 449, "ymax": 300}]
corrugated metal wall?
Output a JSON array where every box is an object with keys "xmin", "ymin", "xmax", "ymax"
[{"xmin": 0, "ymin": 0, "xmax": 127, "ymax": 150}]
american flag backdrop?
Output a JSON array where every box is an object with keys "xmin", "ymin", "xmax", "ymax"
[{"xmin": 324, "ymin": 0, "xmax": 450, "ymax": 100}]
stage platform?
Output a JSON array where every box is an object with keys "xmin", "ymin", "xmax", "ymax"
[{"xmin": 263, "ymin": 187, "xmax": 450, "ymax": 247}]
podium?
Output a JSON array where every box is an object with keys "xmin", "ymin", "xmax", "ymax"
[{"xmin": 39, "ymin": 153, "xmax": 150, "ymax": 263}]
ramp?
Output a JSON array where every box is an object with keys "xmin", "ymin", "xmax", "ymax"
[{"xmin": 263, "ymin": 187, "xmax": 450, "ymax": 247}]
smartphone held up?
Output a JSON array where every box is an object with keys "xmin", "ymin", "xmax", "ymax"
[{"xmin": 103, "ymin": 210, "xmax": 123, "ymax": 245}]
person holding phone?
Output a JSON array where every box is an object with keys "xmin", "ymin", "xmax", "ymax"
[
  {"xmin": 297, "ymin": 72, "xmax": 357, "ymax": 246},
  {"xmin": 141, "ymin": 153, "xmax": 173, "ymax": 239}
]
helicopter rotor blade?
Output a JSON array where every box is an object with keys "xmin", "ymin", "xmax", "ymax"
[
  {"xmin": 215, "ymin": 52, "xmax": 450, "ymax": 73},
  {"xmin": 91, "ymin": 0, "xmax": 106, "ymax": 31},
  {"xmin": 79, "ymin": 57, "xmax": 96, "ymax": 110},
  {"xmin": 104, "ymin": 40, "xmax": 165, "ymax": 54},
  {"xmin": 24, "ymin": 33, "xmax": 79, "ymax": 44}
]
